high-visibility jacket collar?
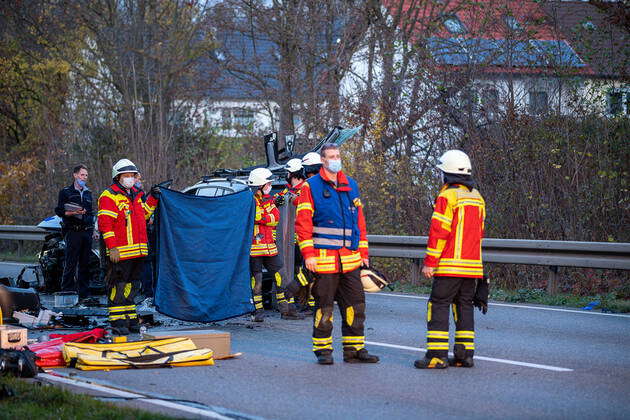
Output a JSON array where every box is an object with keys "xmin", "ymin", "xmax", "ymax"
[
  {"xmin": 254, "ymin": 189, "xmax": 273, "ymax": 199},
  {"xmin": 110, "ymin": 182, "xmax": 142, "ymax": 199},
  {"xmin": 439, "ymin": 183, "xmax": 469, "ymax": 193},
  {"xmin": 318, "ymin": 167, "xmax": 351, "ymax": 192}
]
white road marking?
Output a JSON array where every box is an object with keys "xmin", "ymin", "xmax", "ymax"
[
  {"xmin": 365, "ymin": 341, "xmax": 574, "ymax": 372},
  {"xmin": 0, "ymin": 261, "xmax": 31, "ymax": 266},
  {"xmin": 38, "ymin": 373, "xmax": 233, "ymax": 419},
  {"xmin": 374, "ymin": 292, "xmax": 630, "ymax": 318}
]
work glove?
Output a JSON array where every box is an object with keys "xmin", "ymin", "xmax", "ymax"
[
  {"xmin": 109, "ymin": 247, "xmax": 120, "ymax": 264},
  {"xmin": 294, "ymin": 284, "xmax": 312, "ymax": 307},
  {"xmin": 473, "ymin": 276, "xmax": 489, "ymax": 314},
  {"xmin": 274, "ymin": 194, "xmax": 286, "ymax": 207},
  {"xmin": 150, "ymin": 185, "xmax": 161, "ymax": 198}
]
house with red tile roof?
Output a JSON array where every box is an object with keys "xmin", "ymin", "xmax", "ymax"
[
  {"xmin": 343, "ymin": 0, "xmax": 627, "ymax": 123},
  {"xmin": 542, "ymin": 1, "xmax": 629, "ymax": 115}
]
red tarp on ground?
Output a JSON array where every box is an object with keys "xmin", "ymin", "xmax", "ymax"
[{"xmin": 27, "ymin": 328, "xmax": 107, "ymax": 367}]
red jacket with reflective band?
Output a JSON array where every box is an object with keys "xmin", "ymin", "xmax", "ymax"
[
  {"xmin": 277, "ymin": 180, "xmax": 305, "ymax": 205},
  {"xmin": 97, "ymin": 184, "xmax": 157, "ymax": 261},
  {"xmin": 424, "ymin": 184, "xmax": 486, "ymax": 278},
  {"xmin": 276, "ymin": 180, "xmax": 306, "ymax": 244},
  {"xmin": 272, "ymin": 180, "xmax": 305, "ymax": 242},
  {"xmin": 295, "ymin": 169, "xmax": 368, "ymax": 274},
  {"xmin": 251, "ymin": 191, "xmax": 280, "ymax": 257}
]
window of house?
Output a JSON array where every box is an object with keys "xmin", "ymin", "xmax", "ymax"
[
  {"xmin": 481, "ymin": 88, "xmax": 500, "ymax": 121},
  {"xmin": 460, "ymin": 88, "xmax": 479, "ymax": 109},
  {"xmin": 482, "ymin": 88, "xmax": 499, "ymax": 107},
  {"xmin": 221, "ymin": 108, "xmax": 232, "ymax": 127},
  {"xmin": 608, "ymin": 91, "xmax": 624, "ymax": 115},
  {"xmin": 443, "ymin": 16, "xmax": 467, "ymax": 35},
  {"xmin": 233, "ymin": 108, "xmax": 255, "ymax": 127},
  {"xmin": 504, "ymin": 15, "xmax": 521, "ymax": 31},
  {"xmin": 529, "ymin": 91, "xmax": 548, "ymax": 115}
]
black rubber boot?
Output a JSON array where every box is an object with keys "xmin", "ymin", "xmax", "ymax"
[
  {"xmin": 110, "ymin": 319, "xmax": 130, "ymax": 336},
  {"xmin": 128, "ymin": 318, "xmax": 141, "ymax": 334},
  {"xmin": 280, "ymin": 302, "xmax": 305, "ymax": 320},
  {"xmin": 111, "ymin": 326, "xmax": 130, "ymax": 336},
  {"xmin": 449, "ymin": 344, "xmax": 474, "ymax": 367},
  {"xmin": 315, "ymin": 350, "xmax": 334, "ymax": 365},
  {"xmin": 252, "ymin": 309, "xmax": 265, "ymax": 322},
  {"xmin": 300, "ymin": 305, "xmax": 314, "ymax": 316},
  {"xmin": 414, "ymin": 356, "xmax": 448, "ymax": 369},
  {"xmin": 343, "ymin": 348, "xmax": 380, "ymax": 364}
]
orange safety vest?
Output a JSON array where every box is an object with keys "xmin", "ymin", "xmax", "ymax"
[
  {"xmin": 424, "ymin": 184, "xmax": 486, "ymax": 278},
  {"xmin": 295, "ymin": 169, "xmax": 368, "ymax": 274}
]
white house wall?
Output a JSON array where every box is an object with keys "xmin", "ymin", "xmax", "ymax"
[{"xmin": 186, "ymin": 99, "xmax": 278, "ymax": 136}]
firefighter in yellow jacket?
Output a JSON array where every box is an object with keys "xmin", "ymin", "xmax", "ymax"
[
  {"xmin": 247, "ymin": 168, "xmax": 302, "ymax": 322},
  {"xmin": 98, "ymin": 159, "xmax": 159, "ymax": 335},
  {"xmin": 415, "ymin": 150, "xmax": 487, "ymax": 369}
]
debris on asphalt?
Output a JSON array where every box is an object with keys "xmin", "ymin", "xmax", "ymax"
[
  {"xmin": 0, "ymin": 325, "xmax": 28, "ymax": 349},
  {"xmin": 13, "ymin": 309, "xmax": 62, "ymax": 328}
]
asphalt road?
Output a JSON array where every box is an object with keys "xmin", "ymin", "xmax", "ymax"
[{"xmin": 2, "ymin": 262, "xmax": 630, "ymax": 419}]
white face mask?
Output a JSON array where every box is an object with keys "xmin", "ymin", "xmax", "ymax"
[
  {"xmin": 326, "ymin": 159, "xmax": 342, "ymax": 173},
  {"xmin": 262, "ymin": 184, "xmax": 272, "ymax": 195},
  {"xmin": 121, "ymin": 177, "xmax": 135, "ymax": 189}
]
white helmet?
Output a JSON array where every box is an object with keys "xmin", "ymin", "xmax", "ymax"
[
  {"xmin": 112, "ymin": 159, "xmax": 139, "ymax": 180},
  {"xmin": 247, "ymin": 167, "xmax": 275, "ymax": 187},
  {"xmin": 302, "ymin": 152, "xmax": 322, "ymax": 166},
  {"xmin": 360, "ymin": 268, "xmax": 391, "ymax": 293},
  {"xmin": 285, "ymin": 158, "xmax": 303, "ymax": 173},
  {"xmin": 436, "ymin": 150, "xmax": 472, "ymax": 175}
]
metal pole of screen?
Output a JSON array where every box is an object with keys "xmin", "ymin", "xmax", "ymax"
[{"xmin": 278, "ymin": 200, "xmax": 295, "ymax": 288}]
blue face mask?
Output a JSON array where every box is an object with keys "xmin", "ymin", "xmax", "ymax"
[
  {"xmin": 77, "ymin": 179, "xmax": 86, "ymax": 188},
  {"xmin": 134, "ymin": 181, "xmax": 142, "ymax": 189},
  {"xmin": 326, "ymin": 159, "xmax": 342, "ymax": 173}
]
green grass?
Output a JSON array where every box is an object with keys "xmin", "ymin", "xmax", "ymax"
[
  {"xmin": 389, "ymin": 282, "xmax": 432, "ymax": 295},
  {"xmin": 388, "ymin": 282, "xmax": 630, "ymax": 313},
  {"xmin": 0, "ymin": 375, "xmax": 183, "ymax": 419},
  {"xmin": 0, "ymin": 251, "xmax": 38, "ymax": 263},
  {"xmin": 489, "ymin": 288, "xmax": 630, "ymax": 313}
]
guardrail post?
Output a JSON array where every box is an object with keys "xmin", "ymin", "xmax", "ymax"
[
  {"xmin": 410, "ymin": 259, "xmax": 421, "ymax": 286},
  {"xmin": 547, "ymin": 265, "xmax": 559, "ymax": 295},
  {"xmin": 17, "ymin": 240, "xmax": 24, "ymax": 258}
]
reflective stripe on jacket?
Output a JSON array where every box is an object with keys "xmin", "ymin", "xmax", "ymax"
[
  {"xmin": 295, "ymin": 168, "xmax": 369, "ymax": 274},
  {"xmin": 277, "ymin": 180, "xmax": 305, "ymax": 205},
  {"xmin": 276, "ymin": 180, "xmax": 305, "ymax": 245},
  {"xmin": 308, "ymin": 173, "xmax": 361, "ymax": 250},
  {"xmin": 423, "ymin": 184, "xmax": 486, "ymax": 278},
  {"xmin": 97, "ymin": 183, "xmax": 157, "ymax": 261},
  {"xmin": 251, "ymin": 191, "xmax": 279, "ymax": 257}
]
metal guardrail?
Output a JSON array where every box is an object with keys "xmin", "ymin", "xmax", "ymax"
[
  {"xmin": 1, "ymin": 226, "xmax": 629, "ymax": 270},
  {"xmin": 2, "ymin": 226, "xmax": 629, "ymax": 293},
  {"xmin": 367, "ymin": 235, "xmax": 630, "ymax": 270},
  {"xmin": 0, "ymin": 225, "xmax": 47, "ymax": 242},
  {"xmin": 367, "ymin": 235, "xmax": 630, "ymax": 294},
  {"xmin": 0, "ymin": 225, "xmax": 47, "ymax": 257}
]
